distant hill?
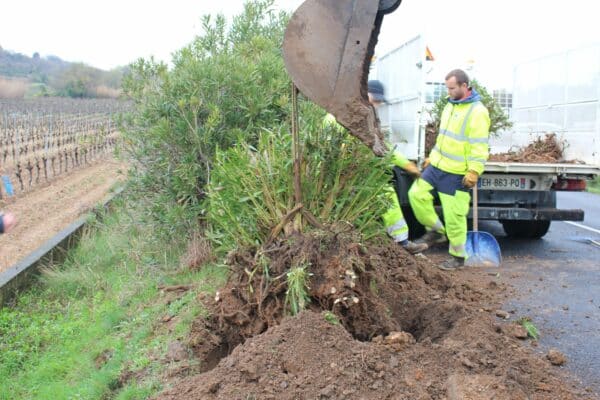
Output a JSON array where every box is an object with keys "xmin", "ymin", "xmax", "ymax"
[
  {"xmin": 0, "ymin": 48, "xmax": 70, "ymax": 80},
  {"xmin": 0, "ymin": 46, "xmax": 126, "ymax": 99}
]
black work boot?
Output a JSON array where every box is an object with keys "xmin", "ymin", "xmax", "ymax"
[
  {"xmin": 437, "ymin": 255, "xmax": 465, "ymax": 271},
  {"xmin": 416, "ymin": 230, "xmax": 448, "ymax": 247},
  {"xmin": 401, "ymin": 240, "xmax": 428, "ymax": 254}
]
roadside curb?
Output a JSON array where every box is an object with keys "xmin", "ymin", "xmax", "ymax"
[{"xmin": 0, "ymin": 187, "xmax": 124, "ymax": 307}]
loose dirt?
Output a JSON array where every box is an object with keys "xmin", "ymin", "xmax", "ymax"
[
  {"xmin": 0, "ymin": 157, "xmax": 126, "ymax": 271},
  {"xmin": 153, "ymin": 229, "xmax": 597, "ymax": 399}
]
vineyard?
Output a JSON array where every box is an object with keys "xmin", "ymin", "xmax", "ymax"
[{"xmin": 0, "ymin": 98, "xmax": 127, "ymax": 197}]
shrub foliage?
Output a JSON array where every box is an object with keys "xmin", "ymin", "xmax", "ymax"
[{"xmin": 121, "ymin": 0, "xmax": 390, "ymax": 250}]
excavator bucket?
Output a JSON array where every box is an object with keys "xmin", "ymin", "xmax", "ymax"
[{"xmin": 282, "ymin": 0, "xmax": 401, "ymax": 156}]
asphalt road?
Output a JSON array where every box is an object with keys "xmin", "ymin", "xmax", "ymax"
[{"xmin": 480, "ymin": 191, "xmax": 600, "ymax": 395}]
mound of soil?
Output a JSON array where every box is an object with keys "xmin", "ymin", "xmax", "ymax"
[{"xmin": 155, "ymin": 229, "xmax": 595, "ymax": 399}]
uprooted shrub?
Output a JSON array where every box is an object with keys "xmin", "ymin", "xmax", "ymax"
[{"xmin": 205, "ymin": 111, "xmax": 392, "ymax": 256}]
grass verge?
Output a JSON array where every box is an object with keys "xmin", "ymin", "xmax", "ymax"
[
  {"xmin": 0, "ymin": 196, "xmax": 227, "ymax": 399},
  {"xmin": 587, "ymin": 176, "xmax": 600, "ymax": 194}
]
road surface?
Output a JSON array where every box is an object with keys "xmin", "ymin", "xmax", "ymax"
[{"xmin": 482, "ymin": 191, "xmax": 600, "ymax": 395}]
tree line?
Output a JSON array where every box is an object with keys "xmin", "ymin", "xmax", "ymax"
[{"xmin": 0, "ymin": 46, "xmax": 125, "ymax": 99}]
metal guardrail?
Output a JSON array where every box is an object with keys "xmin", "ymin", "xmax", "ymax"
[{"xmin": 0, "ymin": 187, "xmax": 124, "ymax": 307}]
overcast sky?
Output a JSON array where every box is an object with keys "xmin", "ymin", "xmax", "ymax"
[{"xmin": 1, "ymin": 0, "xmax": 598, "ymax": 89}]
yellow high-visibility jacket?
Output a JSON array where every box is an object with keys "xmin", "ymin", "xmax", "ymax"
[{"xmin": 429, "ymin": 90, "xmax": 490, "ymax": 175}]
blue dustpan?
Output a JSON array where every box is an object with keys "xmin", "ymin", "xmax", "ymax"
[{"xmin": 465, "ymin": 185, "xmax": 501, "ymax": 267}]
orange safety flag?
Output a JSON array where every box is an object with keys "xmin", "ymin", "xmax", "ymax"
[{"xmin": 425, "ymin": 46, "xmax": 435, "ymax": 61}]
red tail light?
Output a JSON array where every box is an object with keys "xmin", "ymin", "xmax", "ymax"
[{"xmin": 552, "ymin": 178, "xmax": 587, "ymax": 191}]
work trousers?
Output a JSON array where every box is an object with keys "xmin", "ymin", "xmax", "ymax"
[
  {"xmin": 408, "ymin": 166, "xmax": 470, "ymax": 258},
  {"xmin": 381, "ymin": 186, "xmax": 409, "ymax": 243}
]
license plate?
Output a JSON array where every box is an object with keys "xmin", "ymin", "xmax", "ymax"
[{"xmin": 478, "ymin": 174, "xmax": 538, "ymax": 190}]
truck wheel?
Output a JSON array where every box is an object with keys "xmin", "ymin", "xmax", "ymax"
[
  {"xmin": 378, "ymin": 0, "xmax": 402, "ymax": 14},
  {"xmin": 501, "ymin": 220, "xmax": 551, "ymax": 239}
]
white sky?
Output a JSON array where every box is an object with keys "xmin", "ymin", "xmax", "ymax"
[
  {"xmin": 1, "ymin": 0, "xmax": 598, "ymax": 89},
  {"xmin": 377, "ymin": 0, "xmax": 600, "ymax": 88}
]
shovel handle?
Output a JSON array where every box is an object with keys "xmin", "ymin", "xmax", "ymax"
[{"xmin": 472, "ymin": 183, "xmax": 478, "ymax": 233}]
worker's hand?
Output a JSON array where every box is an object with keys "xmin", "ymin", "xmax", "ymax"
[
  {"xmin": 1, "ymin": 212, "xmax": 17, "ymax": 233},
  {"xmin": 403, "ymin": 162, "xmax": 421, "ymax": 178},
  {"xmin": 462, "ymin": 170, "xmax": 479, "ymax": 188},
  {"xmin": 422, "ymin": 158, "xmax": 430, "ymax": 169}
]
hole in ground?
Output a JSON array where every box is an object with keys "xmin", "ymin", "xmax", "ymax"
[
  {"xmin": 400, "ymin": 301, "xmax": 466, "ymax": 342},
  {"xmin": 199, "ymin": 342, "xmax": 231, "ymax": 373}
]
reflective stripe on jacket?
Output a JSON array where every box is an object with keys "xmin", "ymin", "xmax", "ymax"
[{"xmin": 430, "ymin": 98, "xmax": 490, "ymax": 175}]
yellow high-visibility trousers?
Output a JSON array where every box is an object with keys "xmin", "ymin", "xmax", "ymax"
[
  {"xmin": 408, "ymin": 178, "xmax": 470, "ymax": 258},
  {"xmin": 381, "ymin": 186, "xmax": 409, "ymax": 243}
]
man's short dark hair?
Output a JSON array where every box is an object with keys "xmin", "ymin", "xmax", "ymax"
[{"xmin": 445, "ymin": 69, "xmax": 469, "ymax": 86}]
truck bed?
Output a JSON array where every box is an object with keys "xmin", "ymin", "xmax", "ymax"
[{"xmin": 485, "ymin": 162, "xmax": 600, "ymax": 178}]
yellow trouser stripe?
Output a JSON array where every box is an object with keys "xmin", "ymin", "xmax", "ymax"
[{"xmin": 382, "ymin": 186, "xmax": 408, "ymax": 242}]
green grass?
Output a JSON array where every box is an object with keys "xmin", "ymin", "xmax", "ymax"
[
  {"xmin": 518, "ymin": 317, "xmax": 540, "ymax": 340},
  {"xmin": 284, "ymin": 264, "xmax": 311, "ymax": 316},
  {"xmin": 323, "ymin": 311, "xmax": 340, "ymax": 325},
  {"xmin": 587, "ymin": 176, "xmax": 600, "ymax": 194},
  {"xmin": 0, "ymin": 197, "xmax": 227, "ymax": 399}
]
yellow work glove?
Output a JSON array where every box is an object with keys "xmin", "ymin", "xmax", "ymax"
[
  {"xmin": 422, "ymin": 158, "xmax": 430, "ymax": 169},
  {"xmin": 403, "ymin": 161, "xmax": 421, "ymax": 178},
  {"xmin": 462, "ymin": 170, "xmax": 479, "ymax": 188}
]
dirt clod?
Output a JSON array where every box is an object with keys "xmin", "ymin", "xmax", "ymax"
[
  {"xmin": 165, "ymin": 341, "xmax": 189, "ymax": 362},
  {"xmin": 504, "ymin": 323, "xmax": 529, "ymax": 339},
  {"xmin": 548, "ymin": 348, "xmax": 568, "ymax": 366}
]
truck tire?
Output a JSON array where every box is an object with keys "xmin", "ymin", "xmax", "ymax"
[
  {"xmin": 501, "ymin": 220, "xmax": 551, "ymax": 239},
  {"xmin": 499, "ymin": 191, "xmax": 555, "ymax": 239},
  {"xmin": 378, "ymin": 0, "xmax": 402, "ymax": 14}
]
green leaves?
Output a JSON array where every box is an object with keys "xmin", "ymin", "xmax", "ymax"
[
  {"xmin": 205, "ymin": 107, "xmax": 390, "ymax": 256},
  {"xmin": 121, "ymin": 1, "xmax": 290, "ymax": 230},
  {"xmin": 518, "ymin": 317, "xmax": 540, "ymax": 340},
  {"xmin": 285, "ymin": 265, "xmax": 312, "ymax": 316},
  {"xmin": 323, "ymin": 311, "xmax": 340, "ymax": 325},
  {"xmin": 121, "ymin": 0, "xmax": 390, "ymax": 251}
]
